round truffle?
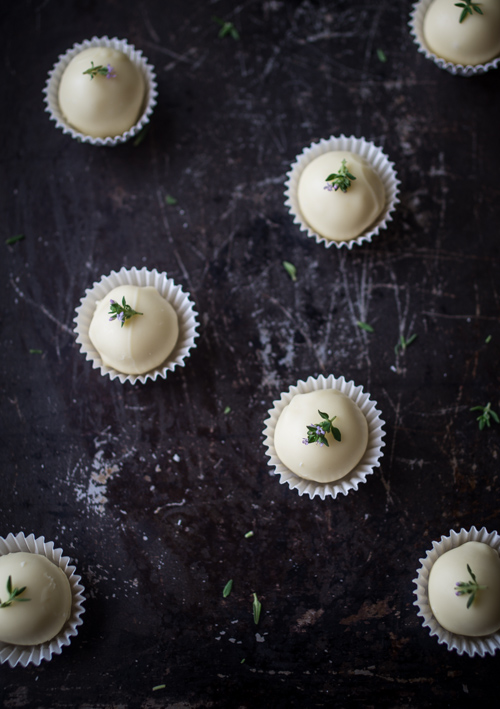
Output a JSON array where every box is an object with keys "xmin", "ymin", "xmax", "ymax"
[
  {"xmin": 423, "ymin": 0, "xmax": 500, "ymax": 66},
  {"xmin": 297, "ymin": 150, "xmax": 385, "ymax": 242},
  {"xmin": 88, "ymin": 285, "xmax": 179, "ymax": 375},
  {"xmin": 0, "ymin": 552, "xmax": 72, "ymax": 646},
  {"xmin": 274, "ymin": 389, "xmax": 369, "ymax": 483},
  {"xmin": 58, "ymin": 47, "xmax": 146, "ymax": 137},
  {"xmin": 428, "ymin": 541, "xmax": 500, "ymax": 637}
]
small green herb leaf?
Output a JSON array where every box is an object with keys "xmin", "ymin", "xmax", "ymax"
[
  {"xmin": 5, "ymin": 234, "xmax": 25, "ymax": 245},
  {"xmin": 283, "ymin": 261, "xmax": 297, "ymax": 281},
  {"xmin": 108, "ymin": 297, "xmax": 143, "ymax": 328},
  {"xmin": 470, "ymin": 402, "xmax": 500, "ymax": 430},
  {"xmin": 303, "ymin": 410, "xmax": 341, "ymax": 447},
  {"xmin": 223, "ymin": 579, "xmax": 233, "ymax": 598},
  {"xmin": 244, "ymin": 531, "xmax": 254, "ymax": 539},
  {"xmin": 133, "ymin": 124, "xmax": 150, "ymax": 147},
  {"xmin": 252, "ymin": 593, "xmax": 261, "ymax": 625},
  {"xmin": 165, "ymin": 194, "xmax": 178, "ymax": 206},
  {"xmin": 357, "ymin": 321, "xmax": 374, "ymax": 333},
  {"xmin": 485, "ymin": 335, "xmax": 492, "ymax": 344},
  {"xmin": 376, "ymin": 48, "xmax": 387, "ymax": 63},
  {"xmin": 152, "ymin": 685, "xmax": 166, "ymax": 691},
  {"xmin": 0, "ymin": 576, "xmax": 30, "ymax": 608},
  {"xmin": 394, "ymin": 333, "xmax": 417, "ymax": 355},
  {"xmin": 213, "ymin": 16, "xmax": 240, "ymax": 40},
  {"xmin": 29, "ymin": 349, "xmax": 43, "ymax": 355},
  {"xmin": 223, "ymin": 406, "xmax": 231, "ymax": 415}
]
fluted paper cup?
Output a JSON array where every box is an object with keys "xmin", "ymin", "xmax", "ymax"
[
  {"xmin": 413, "ymin": 526, "xmax": 500, "ymax": 656},
  {"xmin": 0, "ymin": 533, "xmax": 85, "ymax": 668},
  {"xmin": 74, "ymin": 266, "xmax": 199, "ymax": 385},
  {"xmin": 263, "ymin": 374, "xmax": 385, "ymax": 499},
  {"xmin": 284, "ymin": 134, "xmax": 399, "ymax": 250},
  {"xmin": 409, "ymin": 0, "xmax": 500, "ymax": 77},
  {"xmin": 43, "ymin": 36, "xmax": 158, "ymax": 146}
]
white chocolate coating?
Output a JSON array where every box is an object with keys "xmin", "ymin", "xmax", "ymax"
[
  {"xmin": 428, "ymin": 542, "xmax": 500, "ymax": 637},
  {"xmin": 89, "ymin": 285, "xmax": 179, "ymax": 375},
  {"xmin": 423, "ymin": 0, "xmax": 500, "ymax": 66},
  {"xmin": 0, "ymin": 552, "xmax": 72, "ymax": 646},
  {"xmin": 58, "ymin": 47, "xmax": 145, "ymax": 137},
  {"xmin": 297, "ymin": 151, "xmax": 385, "ymax": 242},
  {"xmin": 274, "ymin": 389, "xmax": 368, "ymax": 483}
]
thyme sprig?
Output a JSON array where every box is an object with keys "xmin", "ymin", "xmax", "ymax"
[
  {"xmin": 470, "ymin": 402, "xmax": 500, "ymax": 430},
  {"xmin": 0, "ymin": 576, "xmax": 30, "ymax": 608},
  {"xmin": 108, "ymin": 297, "xmax": 143, "ymax": 327},
  {"xmin": 303, "ymin": 410, "xmax": 341, "ymax": 447},
  {"xmin": 213, "ymin": 16, "xmax": 240, "ymax": 40},
  {"xmin": 83, "ymin": 61, "xmax": 116, "ymax": 80},
  {"xmin": 455, "ymin": 1, "xmax": 483, "ymax": 23},
  {"xmin": 324, "ymin": 159, "xmax": 356, "ymax": 193},
  {"xmin": 394, "ymin": 333, "xmax": 417, "ymax": 355},
  {"xmin": 455, "ymin": 564, "xmax": 487, "ymax": 608}
]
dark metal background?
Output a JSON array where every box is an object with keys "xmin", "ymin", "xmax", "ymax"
[{"xmin": 1, "ymin": 1, "xmax": 499, "ymax": 707}]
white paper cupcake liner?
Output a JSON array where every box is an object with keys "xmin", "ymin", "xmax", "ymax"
[
  {"xmin": 413, "ymin": 526, "xmax": 500, "ymax": 657},
  {"xmin": 263, "ymin": 374, "xmax": 385, "ymax": 499},
  {"xmin": 43, "ymin": 36, "xmax": 158, "ymax": 146},
  {"xmin": 284, "ymin": 135, "xmax": 400, "ymax": 250},
  {"xmin": 0, "ymin": 533, "xmax": 85, "ymax": 668},
  {"xmin": 74, "ymin": 266, "xmax": 199, "ymax": 385},
  {"xmin": 409, "ymin": 0, "xmax": 500, "ymax": 77}
]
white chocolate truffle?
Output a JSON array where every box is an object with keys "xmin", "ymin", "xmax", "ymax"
[
  {"xmin": 428, "ymin": 541, "xmax": 500, "ymax": 637},
  {"xmin": 89, "ymin": 285, "xmax": 179, "ymax": 375},
  {"xmin": 423, "ymin": 0, "xmax": 500, "ymax": 66},
  {"xmin": 58, "ymin": 47, "xmax": 145, "ymax": 137},
  {"xmin": 0, "ymin": 552, "xmax": 72, "ymax": 646},
  {"xmin": 297, "ymin": 151, "xmax": 385, "ymax": 242},
  {"xmin": 274, "ymin": 389, "xmax": 368, "ymax": 483}
]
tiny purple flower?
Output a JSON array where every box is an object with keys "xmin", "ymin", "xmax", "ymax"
[
  {"xmin": 302, "ymin": 438, "xmax": 309, "ymax": 445},
  {"xmin": 324, "ymin": 184, "xmax": 333, "ymax": 192},
  {"xmin": 333, "ymin": 184, "xmax": 339, "ymax": 191},
  {"xmin": 110, "ymin": 299, "xmax": 116, "ymax": 304},
  {"xmin": 106, "ymin": 64, "xmax": 117, "ymax": 79}
]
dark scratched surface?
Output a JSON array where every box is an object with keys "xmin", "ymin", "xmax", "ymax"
[{"xmin": 1, "ymin": 0, "xmax": 500, "ymax": 707}]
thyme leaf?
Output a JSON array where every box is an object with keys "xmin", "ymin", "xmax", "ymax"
[
  {"xmin": 252, "ymin": 593, "xmax": 261, "ymax": 624},
  {"xmin": 455, "ymin": 1, "xmax": 483, "ymax": 23},
  {"xmin": 455, "ymin": 563, "xmax": 487, "ymax": 608},
  {"xmin": 5, "ymin": 234, "xmax": 25, "ymax": 245},
  {"xmin": 223, "ymin": 579, "xmax": 233, "ymax": 598},
  {"xmin": 283, "ymin": 261, "xmax": 297, "ymax": 281},
  {"xmin": 357, "ymin": 321, "xmax": 374, "ymax": 333},
  {"xmin": 470, "ymin": 402, "xmax": 500, "ymax": 430},
  {"xmin": 394, "ymin": 333, "xmax": 417, "ymax": 355}
]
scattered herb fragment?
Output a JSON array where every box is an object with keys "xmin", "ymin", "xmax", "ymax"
[
  {"xmin": 252, "ymin": 593, "xmax": 261, "ymax": 625},
  {"xmin": 303, "ymin": 410, "xmax": 341, "ymax": 447},
  {"xmin": 5, "ymin": 234, "xmax": 25, "ymax": 245},
  {"xmin": 108, "ymin": 297, "xmax": 143, "ymax": 327},
  {"xmin": 213, "ymin": 16, "xmax": 240, "ymax": 40},
  {"xmin": 455, "ymin": 0, "xmax": 483, "ymax": 23},
  {"xmin": 485, "ymin": 335, "xmax": 492, "ymax": 344},
  {"xmin": 244, "ymin": 531, "xmax": 254, "ymax": 539},
  {"xmin": 83, "ymin": 61, "xmax": 116, "ymax": 80},
  {"xmin": 325, "ymin": 158, "xmax": 356, "ymax": 193},
  {"xmin": 376, "ymin": 48, "xmax": 387, "ymax": 63},
  {"xmin": 152, "ymin": 685, "xmax": 166, "ymax": 691},
  {"xmin": 394, "ymin": 333, "xmax": 417, "ymax": 355},
  {"xmin": 455, "ymin": 564, "xmax": 487, "ymax": 608},
  {"xmin": 357, "ymin": 321, "xmax": 374, "ymax": 333},
  {"xmin": 283, "ymin": 261, "xmax": 297, "ymax": 282},
  {"xmin": 133, "ymin": 124, "xmax": 150, "ymax": 147},
  {"xmin": 470, "ymin": 402, "xmax": 499, "ymax": 430},
  {"xmin": 240, "ymin": 658, "xmax": 246, "ymax": 664},
  {"xmin": 224, "ymin": 406, "xmax": 231, "ymax": 415},
  {"xmin": 0, "ymin": 576, "xmax": 30, "ymax": 608},
  {"xmin": 165, "ymin": 194, "xmax": 178, "ymax": 206},
  {"xmin": 223, "ymin": 579, "xmax": 233, "ymax": 598},
  {"xmin": 29, "ymin": 349, "xmax": 43, "ymax": 355}
]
